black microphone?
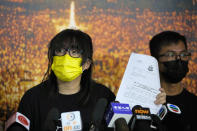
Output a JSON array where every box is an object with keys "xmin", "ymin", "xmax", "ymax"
[
  {"xmin": 89, "ymin": 98, "xmax": 108, "ymax": 131},
  {"xmin": 129, "ymin": 105, "xmax": 153, "ymax": 131},
  {"xmin": 157, "ymin": 103, "xmax": 181, "ymax": 121},
  {"xmin": 43, "ymin": 108, "xmax": 60, "ymax": 131},
  {"xmin": 157, "ymin": 103, "xmax": 183, "ymax": 131},
  {"xmin": 114, "ymin": 118, "xmax": 129, "ymax": 131},
  {"xmin": 5, "ymin": 112, "xmax": 30, "ymax": 131},
  {"xmin": 6, "ymin": 124, "xmax": 27, "ymax": 131},
  {"xmin": 113, "ymin": 100, "xmax": 130, "ymax": 131}
]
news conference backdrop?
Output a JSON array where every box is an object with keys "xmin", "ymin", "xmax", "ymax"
[{"xmin": 0, "ymin": 0, "xmax": 197, "ymax": 121}]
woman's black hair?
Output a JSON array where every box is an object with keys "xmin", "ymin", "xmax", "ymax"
[
  {"xmin": 43, "ymin": 29, "xmax": 93, "ymax": 106},
  {"xmin": 149, "ymin": 31, "xmax": 187, "ymax": 59}
]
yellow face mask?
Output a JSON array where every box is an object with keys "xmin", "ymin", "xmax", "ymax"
[{"xmin": 51, "ymin": 54, "xmax": 83, "ymax": 82}]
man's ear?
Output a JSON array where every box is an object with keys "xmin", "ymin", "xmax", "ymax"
[{"xmin": 82, "ymin": 59, "xmax": 91, "ymax": 71}]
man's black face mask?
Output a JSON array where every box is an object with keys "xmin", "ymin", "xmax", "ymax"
[{"xmin": 161, "ymin": 60, "xmax": 189, "ymax": 83}]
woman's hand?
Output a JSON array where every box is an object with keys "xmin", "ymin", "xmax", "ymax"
[{"xmin": 154, "ymin": 88, "xmax": 166, "ymax": 105}]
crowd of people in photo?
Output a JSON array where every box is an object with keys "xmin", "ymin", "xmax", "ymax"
[{"xmin": 0, "ymin": 4, "xmax": 197, "ymax": 125}]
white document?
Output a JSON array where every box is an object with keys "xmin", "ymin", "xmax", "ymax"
[{"xmin": 116, "ymin": 52, "xmax": 162, "ymax": 114}]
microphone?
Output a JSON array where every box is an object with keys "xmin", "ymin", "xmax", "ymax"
[
  {"xmin": 105, "ymin": 102, "xmax": 132, "ymax": 129},
  {"xmin": 89, "ymin": 98, "xmax": 108, "ymax": 131},
  {"xmin": 156, "ymin": 103, "xmax": 182, "ymax": 131},
  {"xmin": 114, "ymin": 118, "xmax": 129, "ymax": 131},
  {"xmin": 157, "ymin": 103, "xmax": 181, "ymax": 121},
  {"xmin": 129, "ymin": 105, "xmax": 153, "ymax": 131},
  {"xmin": 4, "ymin": 112, "xmax": 30, "ymax": 131},
  {"xmin": 43, "ymin": 108, "xmax": 60, "ymax": 131},
  {"xmin": 61, "ymin": 111, "xmax": 82, "ymax": 131}
]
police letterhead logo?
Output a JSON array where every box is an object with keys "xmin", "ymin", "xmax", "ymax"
[{"xmin": 148, "ymin": 65, "xmax": 153, "ymax": 71}]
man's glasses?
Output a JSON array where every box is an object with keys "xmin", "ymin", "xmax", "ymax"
[
  {"xmin": 55, "ymin": 48, "xmax": 82, "ymax": 58},
  {"xmin": 159, "ymin": 51, "xmax": 191, "ymax": 61}
]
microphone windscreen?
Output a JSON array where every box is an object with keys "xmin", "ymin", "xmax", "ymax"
[
  {"xmin": 43, "ymin": 108, "xmax": 59, "ymax": 131},
  {"xmin": 89, "ymin": 98, "xmax": 108, "ymax": 131},
  {"xmin": 115, "ymin": 118, "xmax": 129, "ymax": 131},
  {"xmin": 7, "ymin": 123, "xmax": 27, "ymax": 131},
  {"xmin": 5, "ymin": 112, "xmax": 30, "ymax": 131},
  {"xmin": 133, "ymin": 120, "xmax": 152, "ymax": 131},
  {"xmin": 157, "ymin": 103, "xmax": 181, "ymax": 121},
  {"xmin": 129, "ymin": 105, "xmax": 152, "ymax": 131},
  {"xmin": 92, "ymin": 98, "xmax": 108, "ymax": 124},
  {"xmin": 157, "ymin": 103, "xmax": 183, "ymax": 131},
  {"xmin": 131, "ymin": 105, "xmax": 142, "ymax": 113}
]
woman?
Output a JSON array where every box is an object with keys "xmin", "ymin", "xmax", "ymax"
[
  {"xmin": 16, "ymin": 29, "xmax": 166, "ymax": 131},
  {"xmin": 17, "ymin": 29, "xmax": 115, "ymax": 131}
]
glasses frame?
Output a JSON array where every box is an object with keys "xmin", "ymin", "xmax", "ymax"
[
  {"xmin": 54, "ymin": 48, "xmax": 83, "ymax": 58},
  {"xmin": 159, "ymin": 51, "xmax": 191, "ymax": 61}
]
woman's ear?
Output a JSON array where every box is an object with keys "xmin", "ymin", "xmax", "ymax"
[{"xmin": 82, "ymin": 59, "xmax": 91, "ymax": 71}]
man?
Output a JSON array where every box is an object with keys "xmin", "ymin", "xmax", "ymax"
[{"xmin": 149, "ymin": 31, "xmax": 197, "ymax": 131}]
